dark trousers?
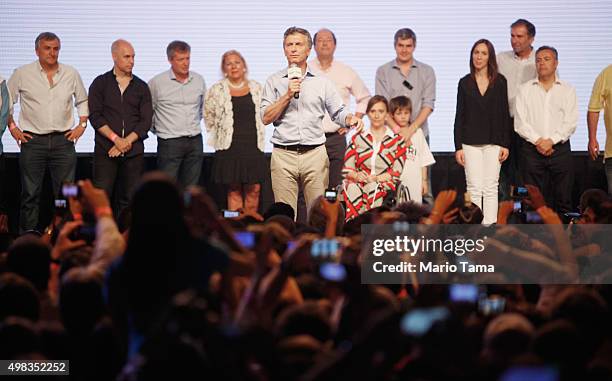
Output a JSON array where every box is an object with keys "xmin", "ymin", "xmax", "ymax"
[
  {"xmin": 0, "ymin": 154, "xmax": 6, "ymax": 214},
  {"xmin": 605, "ymin": 159, "xmax": 612, "ymax": 195},
  {"xmin": 19, "ymin": 132, "xmax": 76, "ymax": 233},
  {"xmin": 93, "ymin": 152, "xmax": 144, "ymax": 219},
  {"xmin": 325, "ymin": 131, "xmax": 347, "ymax": 189},
  {"xmin": 157, "ymin": 134, "xmax": 203, "ymax": 187},
  {"xmin": 521, "ymin": 140, "xmax": 573, "ymax": 214},
  {"xmin": 499, "ymin": 121, "xmax": 523, "ymax": 200}
]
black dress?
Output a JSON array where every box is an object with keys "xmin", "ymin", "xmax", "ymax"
[{"xmin": 211, "ymin": 93, "xmax": 267, "ymax": 184}]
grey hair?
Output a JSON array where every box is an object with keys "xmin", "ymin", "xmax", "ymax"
[{"xmin": 35, "ymin": 32, "xmax": 60, "ymax": 50}]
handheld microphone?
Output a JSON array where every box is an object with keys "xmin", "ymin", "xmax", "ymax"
[
  {"xmin": 288, "ymin": 63, "xmax": 302, "ymax": 99},
  {"xmin": 403, "ymin": 80, "xmax": 413, "ymax": 90}
]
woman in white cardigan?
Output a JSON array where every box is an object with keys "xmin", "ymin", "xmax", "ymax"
[{"xmin": 205, "ymin": 50, "xmax": 266, "ymax": 213}]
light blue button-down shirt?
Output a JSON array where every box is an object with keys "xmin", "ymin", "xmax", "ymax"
[
  {"xmin": 261, "ymin": 66, "xmax": 350, "ymax": 145},
  {"xmin": 148, "ymin": 69, "xmax": 206, "ymax": 139}
]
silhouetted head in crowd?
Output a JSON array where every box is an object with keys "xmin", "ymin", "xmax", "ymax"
[
  {"xmin": 126, "ymin": 171, "xmax": 189, "ymax": 261},
  {"xmin": 266, "ymin": 214, "xmax": 296, "ymax": 235},
  {"xmin": 7, "ymin": 235, "xmax": 51, "ymax": 292},
  {"xmin": 264, "ymin": 202, "xmax": 295, "ymax": 221},
  {"xmin": 308, "ymin": 196, "xmax": 345, "ymax": 236},
  {"xmin": 482, "ymin": 313, "xmax": 534, "ymax": 361},
  {"xmin": 550, "ymin": 287, "xmax": 610, "ymax": 352},
  {"xmin": 60, "ymin": 268, "xmax": 106, "ymax": 336},
  {"xmin": 0, "ymin": 316, "xmax": 42, "ymax": 359},
  {"xmin": 532, "ymin": 319, "xmax": 588, "ymax": 374},
  {"xmin": 579, "ymin": 188, "xmax": 608, "ymax": 214},
  {"xmin": 0, "ymin": 273, "xmax": 40, "ymax": 322},
  {"xmin": 457, "ymin": 202, "xmax": 483, "ymax": 224},
  {"xmin": 394, "ymin": 201, "xmax": 429, "ymax": 223},
  {"xmin": 58, "ymin": 248, "xmax": 92, "ymax": 281}
]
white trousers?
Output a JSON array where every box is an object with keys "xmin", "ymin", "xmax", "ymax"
[{"xmin": 462, "ymin": 144, "xmax": 501, "ymax": 225}]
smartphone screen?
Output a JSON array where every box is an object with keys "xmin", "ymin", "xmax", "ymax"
[
  {"xmin": 223, "ymin": 210, "xmax": 240, "ymax": 218},
  {"xmin": 450, "ymin": 284, "xmax": 478, "ymax": 303},
  {"xmin": 62, "ymin": 184, "xmax": 79, "ymax": 198},
  {"xmin": 234, "ymin": 231, "xmax": 255, "ymax": 249},
  {"xmin": 400, "ymin": 307, "xmax": 450, "ymax": 336}
]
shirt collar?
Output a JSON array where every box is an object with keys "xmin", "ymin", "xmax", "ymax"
[
  {"xmin": 36, "ymin": 61, "xmax": 61, "ymax": 74},
  {"xmin": 365, "ymin": 126, "xmax": 396, "ymax": 140},
  {"xmin": 311, "ymin": 58, "xmax": 335, "ymax": 72},
  {"xmin": 512, "ymin": 48, "xmax": 535, "ymax": 61},
  {"xmin": 168, "ymin": 69, "xmax": 192, "ymax": 83},
  {"xmin": 112, "ymin": 67, "xmax": 133, "ymax": 81},
  {"xmin": 392, "ymin": 59, "xmax": 418, "ymax": 70},
  {"xmin": 282, "ymin": 65, "xmax": 315, "ymax": 79},
  {"xmin": 530, "ymin": 75, "xmax": 563, "ymax": 87}
]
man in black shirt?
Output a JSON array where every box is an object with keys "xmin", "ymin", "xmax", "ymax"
[{"xmin": 88, "ymin": 39, "xmax": 153, "ymax": 217}]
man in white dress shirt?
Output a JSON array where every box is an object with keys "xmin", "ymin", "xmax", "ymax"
[
  {"xmin": 514, "ymin": 46, "xmax": 577, "ymax": 214},
  {"xmin": 7, "ymin": 32, "xmax": 88, "ymax": 232},
  {"xmin": 497, "ymin": 18, "xmax": 537, "ymax": 198}
]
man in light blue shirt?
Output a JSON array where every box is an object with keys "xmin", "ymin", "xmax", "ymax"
[
  {"xmin": 149, "ymin": 40, "xmax": 206, "ymax": 186},
  {"xmin": 261, "ymin": 26, "xmax": 363, "ymax": 217}
]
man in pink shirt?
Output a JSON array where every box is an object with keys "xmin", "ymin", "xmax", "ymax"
[{"xmin": 309, "ymin": 28, "xmax": 371, "ymax": 188}]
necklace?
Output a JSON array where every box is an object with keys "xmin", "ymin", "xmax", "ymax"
[{"xmin": 228, "ymin": 80, "xmax": 245, "ymax": 89}]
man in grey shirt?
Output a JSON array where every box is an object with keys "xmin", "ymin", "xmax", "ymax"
[
  {"xmin": 7, "ymin": 32, "xmax": 88, "ymax": 232},
  {"xmin": 375, "ymin": 28, "xmax": 435, "ymax": 202},
  {"xmin": 375, "ymin": 28, "xmax": 435, "ymax": 142},
  {"xmin": 149, "ymin": 40, "xmax": 206, "ymax": 186},
  {"xmin": 261, "ymin": 26, "xmax": 363, "ymax": 217}
]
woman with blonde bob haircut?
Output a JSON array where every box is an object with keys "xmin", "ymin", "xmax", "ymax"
[{"xmin": 205, "ymin": 50, "xmax": 267, "ymax": 214}]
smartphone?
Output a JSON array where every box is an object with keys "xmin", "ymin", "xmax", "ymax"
[
  {"xmin": 319, "ymin": 262, "xmax": 346, "ymax": 282},
  {"xmin": 62, "ymin": 183, "xmax": 79, "ymax": 198},
  {"xmin": 400, "ymin": 307, "xmax": 450, "ymax": 336},
  {"xmin": 524, "ymin": 211, "xmax": 543, "ymax": 224},
  {"xmin": 234, "ymin": 231, "xmax": 255, "ymax": 249},
  {"xmin": 511, "ymin": 186, "xmax": 528, "ymax": 199},
  {"xmin": 324, "ymin": 188, "xmax": 337, "ymax": 203},
  {"xmin": 500, "ymin": 366, "xmax": 559, "ymax": 381},
  {"xmin": 311, "ymin": 239, "xmax": 340, "ymax": 261},
  {"xmin": 223, "ymin": 210, "xmax": 240, "ymax": 218},
  {"xmin": 513, "ymin": 200, "xmax": 522, "ymax": 212},
  {"xmin": 478, "ymin": 295, "xmax": 506, "ymax": 316},
  {"xmin": 54, "ymin": 199, "xmax": 67, "ymax": 209},
  {"xmin": 449, "ymin": 284, "xmax": 479, "ymax": 303}
]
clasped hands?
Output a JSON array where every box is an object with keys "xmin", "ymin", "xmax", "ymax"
[
  {"xmin": 108, "ymin": 136, "xmax": 132, "ymax": 157},
  {"xmin": 535, "ymin": 138, "xmax": 554, "ymax": 156},
  {"xmin": 348, "ymin": 171, "xmax": 378, "ymax": 183}
]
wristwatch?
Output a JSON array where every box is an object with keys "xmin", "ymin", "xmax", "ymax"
[{"xmin": 80, "ymin": 121, "xmax": 87, "ymax": 128}]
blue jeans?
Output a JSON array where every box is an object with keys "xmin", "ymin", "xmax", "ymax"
[
  {"xmin": 157, "ymin": 135, "xmax": 203, "ymax": 187},
  {"xmin": 19, "ymin": 132, "xmax": 76, "ymax": 232}
]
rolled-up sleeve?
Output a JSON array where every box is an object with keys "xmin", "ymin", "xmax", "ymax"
[
  {"xmin": 421, "ymin": 66, "xmax": 436, "ymax": 111},
  {"xmin": 260, "ymin": 77, "xmax": 277, "ymax": 123},
  {"xmin": 325, "ymin": 80, "xmax": 349, "ymax": 128},
  {"xmin": 73, "ymin": 71, "xmax": 89, "ymax": 117}
]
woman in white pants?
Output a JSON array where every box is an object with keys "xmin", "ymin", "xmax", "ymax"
[{"xmin": 454, "ymin": 39, "xmax": 512, "ymax": 224}]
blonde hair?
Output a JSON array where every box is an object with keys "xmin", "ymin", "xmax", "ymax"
[{"xmin": 220, "ymin": 50, "xmax": 248, "ymax": 77}]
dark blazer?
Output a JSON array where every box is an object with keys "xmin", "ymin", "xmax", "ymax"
[
  {"xmin": 453, "ymin": 73, "xmax": 511, "ymax": 150},
  {"xmin": 88, "ymin": 69, "xmax": 152, "ymax": 157}
]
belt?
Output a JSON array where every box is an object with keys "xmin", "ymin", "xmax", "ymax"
[
  {"xmin": 158, "ymin": 133, "xmax": 201, "ymax": 141},
  {"xmin": 23, "ymin": 130, "xmax": 69, "ymax": 136},
  {"xmin": 273, "ymin": 143, "xmax": 322, "ymax": 154}
]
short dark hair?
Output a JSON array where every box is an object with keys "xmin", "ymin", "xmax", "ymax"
[
  {"xmin": 313, "ymin": 29, "xmax": 337, "ymax": 46},
  {"xmin": 35, "ymin": 32, "xmax": 60, "ymax": 50},
  {"xmin": 536, "ymin": 45, "xmax": 558, "ymax": 60},
  {"xmin": 511, "ymin": 19, "xmax": 536, "ymax": 37},
  {"xmin": 166, "ymin": 40, "xmax": 190, "ymax": 60},
  {"xmin": 394, "ymin": 28, "xmax": 417, "ymax": 46},
  {"xmin": 283, "ymin": 26, "xmax": 312, "ymax": 48},
  {"xmin": 366, "ymin": 95, "xmax": 389, "ymax": 113},
  {"xmin": 389, "ymin": 96, "xmax": 413, "ymax": 115}
]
